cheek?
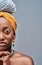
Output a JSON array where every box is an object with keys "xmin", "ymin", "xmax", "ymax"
[{"xmin": 5, "ymin": 33, "xmax": 14, "ymax": 44}]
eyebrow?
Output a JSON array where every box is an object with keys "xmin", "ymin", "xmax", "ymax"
[{"xmin": 3, "ymin": 26, "xmax": 11, "ymax": 30}]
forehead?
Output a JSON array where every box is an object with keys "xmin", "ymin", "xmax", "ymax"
[{"xmin": 0, "ymin": 17, "xmax": 12, "ymax": 28}]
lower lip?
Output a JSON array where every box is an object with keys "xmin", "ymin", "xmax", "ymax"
[{"xmin": 0, "ymin": 43, "xmax": 6, "ymax": 46}]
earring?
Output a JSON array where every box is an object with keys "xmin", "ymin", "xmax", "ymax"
[
  {"xmin": 11, "ymin": 41, "xmax": 15, "ymax": 50},
  {"xmin": 10, "ymin": 41, "xmax": 15, "ymax": 57}
]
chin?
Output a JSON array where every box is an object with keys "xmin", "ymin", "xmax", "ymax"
[
  {"xmin": 0, "ymin": 46, "xmax": 9, "ymax": 51},
  {"xmin": 0, "ymin": 47, "xmax": 7, "ymax": 51}
]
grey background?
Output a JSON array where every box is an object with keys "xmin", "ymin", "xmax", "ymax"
[{"xmin": 13, "ymin": 0, "xmax": 42, "ymax": 65}]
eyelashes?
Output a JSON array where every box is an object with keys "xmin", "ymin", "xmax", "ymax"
[{"xmin": 3, "ymin": 28, "xmax": 11, "ymax": 35}]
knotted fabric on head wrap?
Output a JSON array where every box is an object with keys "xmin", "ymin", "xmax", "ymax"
[
  {"xmin": 0, "ymin": 0, "xmax": 16, "ymax": 13},
  {"xmin": 0, "ymin": 12, "xmax": 17, "ymax": 32}
]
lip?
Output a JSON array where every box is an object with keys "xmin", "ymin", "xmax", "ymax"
[{"xmin": 0, "ymin": 42, "xmax": 6, "ymax": 46}]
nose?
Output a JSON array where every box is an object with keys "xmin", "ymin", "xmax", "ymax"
[{"xmin": 0, "ymin": 32, "xmax": 5, "ymax": 41}]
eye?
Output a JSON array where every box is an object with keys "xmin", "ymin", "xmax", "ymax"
[{"xmin": 4, "ymin": 28, "xmax": 11, "ymax": 35}]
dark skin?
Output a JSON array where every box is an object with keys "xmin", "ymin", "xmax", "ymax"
[{"xmin": 0, "ymin": 17, "xmax": 34, "ymax": 65}]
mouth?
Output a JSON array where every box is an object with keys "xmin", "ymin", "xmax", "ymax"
[
  {"xmin": 0, "ymin": 41, "xmax": 9, "ymax": 51},
  {"xmin": 0, "ymin": 42, "xmax": 6, "ymax": 46}
]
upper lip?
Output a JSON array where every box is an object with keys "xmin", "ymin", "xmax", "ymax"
[{"xmin": 0, "ymin": 41, "xmax": 6, "ymax": 44}]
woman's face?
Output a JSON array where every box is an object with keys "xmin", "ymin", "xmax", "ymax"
[{"xmin": 0, "ymin": 17, "xmax": 15, "ymax": 51}]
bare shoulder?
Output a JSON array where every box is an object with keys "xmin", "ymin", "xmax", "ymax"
[{"xmin": 11, "ymin": 50, "xmax": 34, "ymax": 65}]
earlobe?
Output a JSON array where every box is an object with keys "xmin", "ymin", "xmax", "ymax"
[{"xmin": 12, "ymin": 34, "xmax": 16, "ymax": 42}]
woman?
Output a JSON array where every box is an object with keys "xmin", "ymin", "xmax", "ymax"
[{"xmin": 0, "ymin": 0, "xmax": 34, "ymax": 65}]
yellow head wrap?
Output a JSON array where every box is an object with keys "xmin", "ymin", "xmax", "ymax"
[{"xmin": 0, "ymin": 12, "xmax": 17, "ymax": 32}]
